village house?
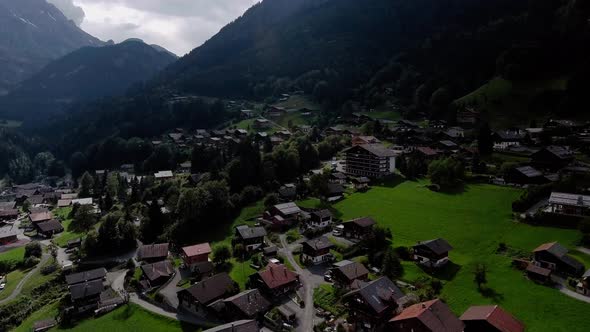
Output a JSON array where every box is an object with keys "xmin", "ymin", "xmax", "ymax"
[
  {"xmin": 71, "ymin": 198, "xmax": 93, "ymax": 206},
  {"xmin": 234, "ymin": 225, "xmax": 267, "ymax": 252},
  {"xmin": 181, "ymin": 243, "xmax": 212, "ymax": 272},
  {"xmin": 266, "ymin": 106, "xmax": 286, "ymax": 117},
  {"xmin": 412, "ymin": 238, "xmax": 453, "ymax": 268},
  {"xmin": 136, "ymin": 243, "xmax": 169, "ymax": 263},
  {"xmin": 249, "ymin": 263, "xmax": 299, "ymax": 297},
  {"xmin": 0, "ymin": 209, "xmax": 18, "ymax": 222},
  {"xmin": 264, "ymin": 202, "xmax": 302, "ymax": 227},
  {"xmin": 331, "ymin": 260, "xmax": 369, "ymax": 289},
  {"xmin": 35, "ymin": 219, "xmax": 64, "ymax": 238},
  {"xmin": 301, "ymin": 236, "xmax": 334, "ymax": 265},
  {"xmin": 525, "ymin": 263, "xmax": 552, "ymax": 283},
  {"xmin": 457, "ymin": 107, "xmax": 480, "ymax": 125},
  {"xmin": 504, "ymin": 166, "xmax": 548, "ymax": 185},
  {"xmin": 240, "ymin": 109, "xmax": 254, "ymax": 119},
  {"xmin": 0, "ymin": 231, "xmax": 18, "ymax": 245},
  {"xmin": 414, "ymin": 147, "xmax": 439, "ymax": 161},
  {"xmin": 343, "ymin": 144, "xmax": 397, "ymax": 178},
  {"xmin": 179, "ymin": 161, "xmax": 192, "ymax": 173},
  {"xmin": 531, "ymin": 146, "xmax": 574, "ymax": 170},
  {"xmin": 203, "ymin": 320, "xmax": 259, "ymax": 332},
  {"xmin": 576, "ymin": 269, "xmax": 590, "ymax": 296},
  {"xmin": 493, "ymin": 130, "xmax": 526, "ymax": 150},
  {"xmin": 140, "ymin": 260, "xmax": 175, "ymax": 289},
  {"xmin": 390, "ymin": 299, "xmax": 464, "ymax": 332},
  {"xmin": 326, "ymin": 183, "xmax": 345, "ymax": 202},
  {"xmin": 253, "ymin": 118, "xmax": 271, "ymax": 130},
  {"xmin": 154, "ymin": 170, "xmax": 174, "ymax": 180},
  {"xmin": 344, "ymin": 277, "xmax": 406, "ymax": 331},
  {"xmin": 352, "ymin": 136, "xmax": 381, "ymax": 146},
  {"xmin": 443, "ymin": 127, "xmax": 465, "ymax": 140},
  {"xmin": 177, "ymin": 273, "xmax": 237, "ymax": 316},
  {"xmin": 302, "ymin": 209, "xmax": 333, "ymax": 231},
  {"xmin": 547, "ymin": 192, "xmax": 590, "ymax": 218},
  {"xmin": 330, "ymin": 172, "xmax": 347, "ymax": 185},
  {"xmin": 460, "ymin": 305, "xmax": 525, "ymax": 332},
  {"xmin": 532, "ymin": 242, "xmax": 584, "ymax": 276},
  {"xmin": 29, "ymin": 211, "xmax": 53, "ymax": 224},
  {"xmin": 66, "ymin": 268, "xmax": 108, "ymax": 313},
  {"xmin": 352, "ymin": 176, "xmax": 371, "ymax": 191},
  {"xmin": 221, "ymin": 288, "xmax": 271, "ymax": 320},
  {"xmin": 436, "ymin": 140, "xmax": 459, "ymax": 152},
  {"xmin": 342, "ymin": 217, "xmax": 376, "ymax": 240}
]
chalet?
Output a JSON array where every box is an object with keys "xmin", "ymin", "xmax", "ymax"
[
  {"xmin": 525, "ymin": 128, "xmax": 544, "ymax": 144},
  {"xmin": 203, "ymin": 320, "xmax": 259, "ymax": 332},
  {"xmin": 179, "ymin": 161, "xmax": 192, "ymax": 173},
  {"xmin": 0, "ymin": 231, "xmax": 18, "ymax": 245},
  {"xmin": 168, "ymin": 132, "xmax": 184, "ymax": 143},
  {"xmin": 437, "ymin": 140, "xmax": 459, "ymax": 152},
  {"xmin": 331, "ymin": 261, "xmax": 369, "ymax": 289},
  {"xmin": 343, "ymin": 217, "xmax": 376, "ymax": 240},
  {"xmin": 344, "ymin": 144, "xmax": 397, "ymax": 178},
  {"xmin": 301, "ymin": 237, "xmax": 334, "ymax": 265},
  {"xmin": 504, "ymin": 166, "xmax": 548, "ymax": 185},
  {"xmin": 222, "ymin": 288, "xmax": 271, "ymax": 320},
  {"xmin": 263, "ymin": 245, "xmax": 278, "ymax": 257},
  {"xmin": 390, "ymin": 299, "xmax": 464, "ymax": 332},
  {"xmin": 526, "ymin": 263, "xmax": 552, "ymax": 283},
  {"xmin": 326, "ymin": 183, "xmax": 345, "ymax": 202},
  {"xmin": 264, "ymin": 202, "xmax": 302, "ymax": 226},
  {"xmin": 443, "ymin": 127, "xmax": 465, "ymax": 140},
  {"xmin": 276, "ymin": 130, "xmax": 292, "ymax": 140},
  {"xmin": 253, "ymin": 118, "xmax": 271, "ymax": 129},
  {"xmin": 71, "ymin": 198, "xmax": 93, "ymax": 206},
  {"xmin": 297, "ymin": 124, "xmax": 312, "ymax": 134},
  {"xmin": 240, "ymin": 110, "xmax": 254, "ymax": 119},
  {"xmin": 278, "ymin": 183, "xmax": 297, "ymax": 201},
  {"xmin": 266, "ymin": 106, "xmax": 286, "ymax": 117},
  {"xmin": 26, "ymin": 195, "xmax": 44, "ymax": 206},
  {"xmin": 457, "ymin": 107, "xmax": 480, "ymax": 125},
  {"xmin": 29, "ymin": 211, "xmax": 53, "ymax": 224},
  {"xmin": 178, "ymin": 273, "xmax": 236, "ymax": 316},
  {"xmin": 324, "ymin": 127, "xmax": 343, "ymax": 136},
  {"xmin": 352, "ymin": 136, "xmax": 381, "ymax": 146},
  {"xmin": 330, "ymin": 172, "xmax": 347, "ymax": 184},
  {"xmin": 0, "ymin": 209, "xmax": 18, "ymax": 222},
  {"xmin": 576, "ymin": 269, "xmax": 590, "ymax": 296},
  {"xmin": 547, "ymin": 192, "xmax": 590, "ymax": 218},
  {"xmin": 532, "ymin": 242, "xmax": 584, "ymax": 276},
  {"xmin": 61, "ymin": 193, "xmax": 78, "ymax": 200},
  {"xmin": 531, "ymin": 146, "xmax": 573, "ymax": 170},
  {"xmin": 303, "ymin": 209, "xmax": 333, "ymax": 230},
  {"xmin": 414, "ymin": 147, "xmax": 439, "ymax": 160},
  {"xmin": 234, "ymin": 129, "xmax": 248, "ymax": 138},
  {"xmin": 69, "ymin": 279, "xmax": 105, "ymax": 313},
  {"xmin": 66, "ymin": 268, "xmax": 107, "ymax": 286},
  {"xmin": 57, "ymin": 199, "xmax": 72, "ymax": 208},
  {"xmin": 412, "ymin": 238, "xmax": 453, "ymax": 268},
  {"xmin": 270, "ymin": 136, "xmax": 284, "ymax": 146},
  {"xmin": 0, "ymin": 201, "xmax": 16, "ymax": 210},
  {"xmin": 35, "ymin": 219, "xmax": 64, "ymax": 238},
  {"xmin": 398, "ymin": 120, "xmax": 420, "ymax": 129},
  {"xmin": 141, "ymin": 260, "xmax": 175, "ymax": 288},
  {"xmin": 154, "ymin": 170, "xmax": 174, "ymax": 180},
  {"xmin": 137, "ymin": 243, "xmax": 169, "ymax": 263},
  {"xmin": 352, "ymin": 176, "xmax": 371, "ymax": 191},
  {"xmin": 493, "ymin": 130, "xmax": 526, "ymax": 150},
  {"xmin": 460, "ymin": 305, "xmax": 525, "ymax": 332},
  {"xmin": 234, "ymin": 225, "xmax": 267, "ymax": 252},
  {"xmin": 344, "ymin": 277, "xmax": 406, "ymax": 331},
  {"xmin": 249, "ymin": 263, "xmax": 299, "ymax": 296},
  {"xmin": 181, "ymin": 243, "xmax": 212, "ymax": 272}
]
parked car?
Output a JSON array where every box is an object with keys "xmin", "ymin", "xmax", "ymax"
[
  {"xmin": 0, "ymin": 283, "xmax": 5, "ymax": 291},
  {"xmin": 332, "ymin": 224, "xmax": 344, "ymax": 236}
]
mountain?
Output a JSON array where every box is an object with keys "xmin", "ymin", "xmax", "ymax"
[{"xmin": 0, "ymin": 0, "xmax": 104, "ymax": 94}]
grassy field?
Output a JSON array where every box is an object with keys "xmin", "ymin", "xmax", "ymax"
[
  {"xmin": 53, "ymin": 207, "xmax": 84, "ymax": 248},
  {"xmin": 313, "ymin": 284, "xmax": 347, "ymax": 316},
  {"xmin": 13, "ymin": 301, "xmax": 60, "ymax": 332},
  {"xmin": 274, "ymin": 95, "xmax": 320, "ymax": 111},
  {"xmin": 0, "ymin": 269, "xmax": 26, "ymax": 301},
  {"xmin": 0, "ymin": 246, "xmax": 25, "ymax": 264},
  {"xmin": 20, "ymin": 258, "xmax": 58, "ymax": 296},
  {"xmin": 361, "ymin": 111, "xmax": 401, "ymax": 121},
  {"xmin": 332, "ymin": 180, "xmax": 590, "ymax": 332},
  {"xmin": 228, "ymin": 257, "xmax": 256, "ymax": 290}
]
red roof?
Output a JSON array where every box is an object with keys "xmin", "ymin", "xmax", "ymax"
[
  {"xmin": 416, "ymin": 147, "xmax": 438, "ymax": 156},
  {"xmin": 532, "ymin": 242, "xmax": 557, "ymax": 253},
  {"xmin": 258, "ymin": 263, "xmax": 298, "ymax": 290},
  {"xmin": 460, "ymin": 305, "xmax": 524, "ymax": 332},
  {"xmin": 182, "ymin": 243, "xmax": 212, "ymax": 258},
  {"xmin": 391, "ymin": 299, "xmax": 464, "ymax": 332}
]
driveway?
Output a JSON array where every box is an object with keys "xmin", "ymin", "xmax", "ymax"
[
  {"xmin": 129, "ymin": 293, "xmax": 217, "ymax": 328},
  {"xmin": 158, "ymin": 268, "xmax": 182, "ymax": 309},
  {"xmin": 0, "ymin": 253, "xmax": 50, "ymax": 305},
  {"xmin": 552, "ymin": 275, "xmax": 590, "ymax": 304}
]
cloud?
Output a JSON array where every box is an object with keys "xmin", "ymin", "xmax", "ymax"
[
  {"xmin": 72, "ymin": 0, "xmax": 260, "ymax": 55},
  {"xmin": 47, "ymin": 0, "xmax": 86, "ymax": 26}
]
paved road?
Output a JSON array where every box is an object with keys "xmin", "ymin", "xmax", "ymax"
[
  {"xmin": 279, "ymin": 235, "xmax": 315, "ymax": 332},
  {"xmin": 552, "ymin": 276, "xmax": 590, "ymax": 304},
  {"xmin": 0, "ymin": 253, "xmax": 50, "ymax": 305},
  {"xmin": 158, "ymin": 268, "xmax": 182, "ymax": 309},
  {"xmin": 577, "ymin": 247, "xmax": 590, "ymax": 256},
  {"xmin": 129, "ymin": 293, "xmax": 216, "ymax": 327}
]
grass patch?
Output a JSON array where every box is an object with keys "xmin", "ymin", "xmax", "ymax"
[
  {"xmin": 0, "ymin": 246, "xmax": 25, "ymax": 264},
  {"xmin": 0, "ymin": 269, "xmax": 26, "ymax": 301},
  {"xmin": 274, "ymin": 95, "xmax": 320, "ymax": 111},
  {"xmin": 361, "ymin": 111, "xmax": 401, "ymax": 121},
  {"xmin": 313, "ymin": 284, "xmax": 347, "ymax": 317},
  {"xmin": 53, "ymin": 207, "xmax": 85, "ymax": 248},
  {"xmin": 21, "ymin": 258, "xmax": 58, "ymax": 296},
  {"xmin": 332, "ymin": 180, "xmax": 590, "ymax": 331},
  {"xmin": 228, "ymin": 258, "xmax": 256, "ymax": 290},
  {"xmin": 13, "ymin": 301, "xmax": 60, "ymax": 332}
]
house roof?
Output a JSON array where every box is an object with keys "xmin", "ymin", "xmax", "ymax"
[
  {"xmin": 331, "ymin": 172, "xmax": 347, "ymax": 180},
  {"xmin": 311, "ymin": 209, "xmax": 332, "ymax": 219},
  {"xmin": 29, "ymin": 211, "xmax": 53, "ymax": 223},
  {"xmin": 303, "ymin": 236, "xmax": 334, "ymax": 251},
  {"xmin": 327, "ymin": 183, "xmax": 345, "ymax": 195},
  {"xmin": 346, "ymin": 217, "xmax": 376, "ymax": 228},
  {"xmin": 0, "ymin": 230, "xmax": 18, "ymax": 239},
  {"xmin": 460, "ymin": 305, "xmax": 524, "ymax": 332},
  {"xmin": 439, "ymin": 140, "xmax": 458, "ymax": 147},
  {"xmin": 33, "ymin": 319, "xmax": 57, "ymax": 331},
  {"xmin": 36, "ymin": 219, "xmax": 63, "ymax": 233},
  {"xmin": 391, "ymin": 299, "xmax": 464, "ymax": 332},
  {"xmin": 203, "ymin": 320, "xmax": 259, "ymax": 332},
  {"xmin": 514, "ymin": 166, "xmax": 542, "ymax": 178},
  {"xmin": 495, "ymin": 131, "xmax": 525, "ymax": 141},
  {"xmin": 526, "ymin": 263, "xmax": 552, "ymax": 277},
  {"xmin": 182, "ymin": 243, "xmax": 212, "ymax": 258},
  {"xmin": 258, "ymin": 263, "xmax": 298, "ymax": 290},
  {"xmin": 0, "ymin": 209, "xmax": 18, "ymax": 218},
  {"xmin": 61, "ymin": 193, "xmax": 78, "ymax": 200},
  {"xmin": 416, "ymin": 146, "xmax": 438, "ymax": 156},
  {"xmin": 154, "ymin": 170, "xmax": 174, "ymax": 178},
  {"xmin": 66, "ymin": 268, "xmax": 107, "ymax": 285},
  {"xmin": 538, "ymin": 146, "xmax": 573, "ymax": 160},
  {"xmin": 236, "ymin": 225, "xmax": 267, "ymax": 240},
  {"xmin": 0, "ymin": 201, "xmax": 16, "ymax": 210},
  {"xmin": 345, "ymin": 277, "xmax": 404, "ymax": 314},
  {"xmin": 414, "ymin": 238, "xmax": 453, "ymax": 255},
  {"xmin": 26, "ymin": 195, "xmax": 44, "ymax": 205},
  {"xmin": 137, "ymin": 243, "xmax": 169, "ymax": 261},
  {"xmin": 72, "ymin": 198, "xmax": 93, "ymax": 205},
  {"xmin": 69, "ymin": 279, "xmax": 104, "ymax": 300},
  {"xmin": 223, "ymin": 288, "xmax": 271, "ymax": 317},
  {"xmin": 344, "ymin": 144, "xmax": 396, "ymax": 158},
  {"xmin": 335, "ymin": 261, "xmax": 369, "ymax": 281},
  {"xmin": 181, "ymin": 273, "xmax": 234, "ymax": 305},
  {"xmin": 273, "ymin": 202, "xmax": 301, "ymax": 215},
  {"xmin": 533, "ymin": 242, "xmax": 568, "ymax": 257},
  {"xmin": 141, "ymin": 260, "xmax": 174, "ymax": 282},
  {"xmin": 57, "ymin": 199, "xmax": 72, "ymax": 207},
  {"xmin": 582, "ymin": 269, "xmax": 590, "ymax": 278},
  {"xmin": 549, "ymin": 192, "xmax": 590, "ymax": 208}
]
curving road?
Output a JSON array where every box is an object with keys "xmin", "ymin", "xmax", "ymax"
[{"xmin": 0, "ymin": 253, "xmax": 50, "ymax": 305}]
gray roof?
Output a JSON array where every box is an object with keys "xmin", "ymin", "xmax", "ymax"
[
  {"xmin": 539, "ymin": 146, "xmax": 573, "ymax": 160},
  {"xmin": 203, "ymin": 320, "xmax": 259, "ymax": 332},
  {"xmin": 336, "ymin": 261, "xmax": 369, "ymax": 281},
  {"xmin": 273, "ymin": 202, "xmax": 301, "ymax": 215},
  {"xmin": 36, "ymin": 219, "xmax": 63, "ymax": 233},
  {"xmin": 236, "ymin": 225, "xmax": 267, "ymax": 240},
  {"xmin": 180, "ymin": 273, "xmax": 234, "ymax": 305},
  {"xmin": 549, "ymin": 192, "xmax": 590, "ymax": 208},
  {"xmin": 223, "ymin": 288, "xmax": 271, "ymax": 317},
  {"xmin": 66, "ymin": 268, "xmax": 107, "ymax": 285},
  {"xmin": 515, "ymin": 166, "xmax": 543, "ymax": 178},
  {"xmin": 414, "ymin": 238, "xmax": 453, "ymax": 255},
  {"xmin": 303, "ymin": 236, "xmax": 334, "ymax": 251},
  {"xmin": 311, "ymin": 209, "xmax": 332, "ymax": 219},
  {"xmin": 583, "ymin": 269, "xmax": 590, "ymax": 278},
  {"xmin": 141, "ymin": 260, "xmax": 174, "ymax": 282},
  {"xmin": 345, "ymin": 144, "xmax": 397, "ymax": 158},
  {"xmin": 69, "ymin": 279, "xmax": 104, "ymax": 300},
  {"xmin": 345, "ymin": 277, "xmax": 404, "ymax": 314}
]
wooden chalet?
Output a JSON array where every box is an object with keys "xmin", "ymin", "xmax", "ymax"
[
  {"xmin": 390, "ymin": 299, "xmax": 464, "ymax": 332},
  {"xmin": 301, "ymin": 236, "xmax": 334, "ymax": 265},
  {"xmin": 234, "ymin": 225, "xmax": 267, "ymax": 252},
  {"xmin": 504, "ymin": 166, "xmax": 548, "ymax": 185},
  {"xmin": 136, "ymin": 243, "xmax": 170, "ymax": 263},
  {"xmin": 35, "ymin": 219, "xmax": 64, "ymax": 238},
  {"xmin": 249, "ymin": 263, "xmax": 299, "ymax": 297},
  {"xmin": 141, "ymin": 260, "xmax": 175, "ymax": 288},
  {"xmin": 331, "ymin": 260, "xmax": 369, "ymax": 289},
  {"xmin": 460, "ymin": 305, "xmax": 525, "ymax": 332},
  {"xmin": 532, "ymin": 242, "xmax": 584, "ymax": 276},
  {"xmin": 178, "ymin": 273, "xmax": 236, "ymax": 316},
  {"xmin": 412, "ymin": 238, "xmax": 453, "ymax": 268},
  {"xmin": 222, "ymin": 288, "xmax": 271, "ymax": 320},
  {"xmin": 342, "ymin": 217, "xmax": 376, "ymax": 240},
  {"xmin": 531, "ymin": 146, "xmax": 574, "ymax": 170},
  {"xmin": 181, "ymin": 243, "xmax": 212, "ymax": 272}
]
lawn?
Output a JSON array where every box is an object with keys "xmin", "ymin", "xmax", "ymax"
[
  {"xmin": 20, "ymin": 258, "xmax": 58, "ymax": 296},
  {"xmin": 361, "ymin": 111, "xmax": 401, "ymax": 121},
  {"xmin": 0, "ymin": 246, "xmax": 25, "ymax": 264},
  {"xmin": 0, "ymin": 269, "xmax": 26, "ymax": 301},
  {"xmin": 53, "ymin": 207, "xmax": 84, "ymax": 248},
  {"xmin": 13, "ymin": 300, "xmax": 60, "ymax": 332},
  {"xmin": 274, "ymin": 95, "xmax": 320, "ymax": 111},
  {"xmin": 228, "ymin": 257, "xmax": 256, "ymax": 290},
  {"xmin": 332, "ymin": 180, "xmax": 590, "ymax": 332},
  {"xmin": 53, "ymin": 303, "xmax": 199, "ymax": 331},
  {"xmin": 313, "ymin": 284, "xmax": 347, "ymax": 317}
]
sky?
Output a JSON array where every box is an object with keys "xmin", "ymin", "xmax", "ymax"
[{"xmin": 48, "ymin": 0, "xmax": 260, "ymax": 56}]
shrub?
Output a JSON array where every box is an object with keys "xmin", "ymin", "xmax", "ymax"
[
  {"xmin": 23, "ymin": 256, "xmax": 40, "ymax": 268},
  {"xmin": 394, "ymin": 246, "xmax": 411, "ymax": 260},
  {"xmin": 41, "ymin": 263, "xmax": 57, "ymax": 275},
  {"xmin": 24, "ymin": 242, "xmax": 42, "ymax": 259}
]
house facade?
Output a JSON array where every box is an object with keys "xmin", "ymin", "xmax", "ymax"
[
  {"xmin": 343, "ymin": 217, "xmax": 376, "ymax": 240},
  {"xmin": 249, "ymin": 263, "xmax": 299, "ymax": 297},
  {"xmin": 547, "ymin": 192, "xmax": 590, "ymax": 218},
  {"xmin": 412, "ymin": 238, "xmax": 453, "ymax": 268},
  {"xmin": 234, "ymin": 225, "xmax": 267, "ymax": 252},
  {"xmin": 181, "ymin": 243, "xmax": 212, "ymax": 272},
  {"xmin": 301, "ymin": 237, "xmax": 334, "ymax": 265},
  {"xmin": 532, "ymin": 242, "xmax": 584, "ymax": 276},
  {"xmin": 344, "ymin": 144, "xmax": 397, "ymax": 178}
]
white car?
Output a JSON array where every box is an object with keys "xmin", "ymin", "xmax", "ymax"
[{"xmin": 0, "ymin": 283, "xmax": 5, "ymax": 291}]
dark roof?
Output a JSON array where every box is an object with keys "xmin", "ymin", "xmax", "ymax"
[
  {"xmin": 460, "ymin": 305, "xmax": 525, "ymax": 332},
  {"xmin": 391, "ymin": 299, "xmax": 464, "ymax": 332},
  {"xmin": 414, "ymin": 238, "xmax": 453, "ymax": 255},
  {"xmin": 331, "ymin": 172, "xmax": 347, "ymax": 180},
  {"xmin": 0, "ymin": 201, "xmax": 16, "ymax": 210},
  {"xmin": 514, "ymin": 166, "xmax": 542, "ymax": 178},
  {"xmin": 66, "ymin": 268, "xmax": 107, "ymax": 285},
  {"xmin": 36, "ymin": 219, "xmax": 64, "ymax": 233},
  {"xmin": 69, "ymin": 279, "xmax": 104, "ymax": 300},
  {"xmin": 345, "ymin": 277, "xmax": 404, "ymax": 314},
  {"xmin": 495, "ymin": 131, "xmax": 525, "ymax": 141},
  {"xmin": 236, "ymin": 225, "xmax": 267, "ymax": 240},
  {"xmin": 181, "ymin": 273, "xmax": 234, "ymax": 305},
  {"xmin": 258, "ymin": 263, "xmax": 298, "ymax": 290},
  {"xmin": 346, "ymin": 217, "xmax": 376, "ymax": 228},
  {"xmin": 182, "ymin": 243, "xmax": 212, "ymax": 258},
  {"xmin": 303, "ymin": 236, "xmax": 334, "ymax": 251},
  {"xmin": 439, "ymin": 140, "xmax": 458, "ymax": 147},
  {"xmin": 533, "ymin": 242, "xmax": 568, "ymax": 257},
  {"xmin": 0, "ymin": 209, "xmax": 18, "ymax": 218},
  {"xmin": 278, "ymin": 186, "xmax": 297, "ymax": 198},
  {"xmin": 203, "ymin": 320, "xmax": 259, "ymax": 332},
  {"xmin": 223, "ymin": 288, "xmax": 271, "ymax": 317},
  {"xmin": 137, "ymin": 243, "xmax": 169, "ymax": 261},
  {"xmin": 344, "ymin": 144, "xmax": 396, "ymax": 158},
  {"xmin": 192, "ymin": 261, "xmax": 215, "ymax": 275},
  {"xmin": 526, "ymin": 264, "xmax": 552, "ymax": 277},
  {"xmin": 311, "ymin": 209, "xmax": 332, "ymax": 219},
  {"xmin": 416, "ymin": 147, "xmax": 438, "ymax": 156},
  {"xmin": 263, "ymin": 245, "xmax": 278, "ymax": 255},
  {"xmin": 536, "ymin": 146, "xmax": 573, "ymax": 160},
  {"xmin": 33, "ymin": 319, "xmax": 57, "ymax": 331},
  {"xmin": 141, "ymin": 260, "xmax": 174, "ymax": 282},
  {"xmin": 335, "ymin": 261, "xmax": 369, "ymax": 281},
  {"xmin": 327, "ymin": 183, "xmax": 345, "ymax": 195}
]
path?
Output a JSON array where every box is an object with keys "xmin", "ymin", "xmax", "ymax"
[
  {"xmin": 577, "ymin": 247, "xmax": 590, "ymax": 256},
  {"xmin": 552, "ymin": 276, "xmax": 590, "ymax": 304},
  {"xmin": 0, "ymin": 253, "xmax": 50, "ymax": 305},
  {"xmin": 129, "ymin": 293, "xmax": 215, "ymax": 327},
  {"xmin": 279, "ymin": 235, "xmax": 315, "ymax": 332},
  {"xmin": 158, "ymin": 268, "xmax": 182, "ymax": 309}
]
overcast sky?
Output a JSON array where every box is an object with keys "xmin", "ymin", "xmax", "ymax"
[{"xmin": 49, "ymin": 0, "xmax": 259, "ymax": 56}]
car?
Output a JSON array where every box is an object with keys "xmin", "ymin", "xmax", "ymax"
[
  {"xmin": 0, "ymin": 283, "xmax": 5, "ymax": 291},
  {"xmin": 332, "ymin": 224, "xmax": 344, "ymax": 236},
  {"xmin": 323, "ymin": 274, "xmax": 333, "ymax": 282}
]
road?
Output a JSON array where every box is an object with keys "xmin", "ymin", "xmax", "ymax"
[
  {"xmin": 552, "ymin": 275, "xmax": 590, "ymax": 304},
  {"xmin": 0, "ymin": 253, "xmax": 50, "ymax": 305},
  {"xmin": 577, "ymin": 247, "xmax": 590, "ymax": 256},
  {"xmin": 158, "ymin": 268, "xmax": 182, "ymax": 309}
]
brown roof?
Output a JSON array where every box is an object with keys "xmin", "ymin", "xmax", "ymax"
[
  {"xmin": 141, "ymin": 260, "xmax": 174, "ymax": 282},
  {"xmin": 180, "ymin": 273, "xmax": 234, "ymax": 305},
  {"xmin": 36, "ymin": 219, "xmax": 64, "ymax": 233},
  {"xmin": 345, "ymin": 277, "xmax": 404, "ymax": 315},
  {"xmin": 347, "ymin": 217, "xmax": 376, "ymax": 228},
  {"xmin": 258, "ymin": 263, "xmax": 298, "ymax": 290},
  {"xmin": 391, "ymin": 299, "xmax": 464, "ymax": 332},
  {"xmin": 182, "ymin": 242, "xmax": 212, "ymax": 258},
  {"xmin": 29, "ymin": 211, "xmax": 53, "ymax": 223},
  {"xmin": 223, "ymin": 288, "xmax": 271, "ymax": 317},
  {"xmin": 335, "ymin": 261, "xmax": 369, "ymax": 282},
  {"xmin": 0, "ymin": 209, "xmax": 18, "ymax": 218},
  {"xmin": 416, "ymin": 146, "xmax": 438, "ymax": 156},
  {"xmin": 526, "ymin": 264, "xmax": 552, "ymax": 277},
  {"xmin": 533, "ymin": 242, "xmax": 567, "ymax": 256},
  {"xmin": 460, "ymin": 305, "xmax": 524, "ymax": 332},
  {"xmin": 137, "ymin": 243, "xmax": 169, "ymax": 261},
  {"xmin": 33, "ymin": 319, "xmax": 57, "ymax": 331}
]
